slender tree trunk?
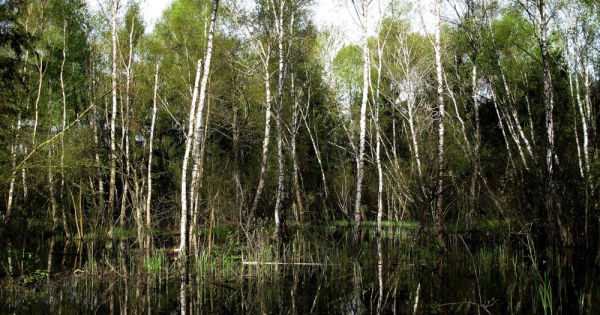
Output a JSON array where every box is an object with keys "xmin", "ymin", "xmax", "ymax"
[
  {"xmin": 375, "ymin": 43, "xmax": 384, "ymax": 237},
  {"xmin": 49, "ymin": 138, "xmax": 58, "ymax": 231},
  {"xmin": 274, "ymin": 0, "xmax": 286, "ymax": 237},
  {"xmin": 233, "ymin": 106, "xmax": 244, "ymax": 222},
  {"xmin": 179, "ymin": 59, "xmax": 202, "ymax": 255},
  {"xmin": 108, "ymin": 0, "xmax": 119, "ymax": 238},
  {"xmin": 6, "ymin": 114, "xmax": 21, "ymax": 220},
  {"xmin": 120, "ymin": 16, "xmax": 136, "ymax": 229},
  {"xmin": 433, "ymin": 0, "xmax": 446, "ymax": 249},
  {"xmin": 291, "ymin": 72, "xmax": 305, "ymax": 223},
  {"xmin": 89, "ymin": 52, "xmax": 104, "ymax": 205},
  {"xmin": 468, "ymin": 62, "xmax": 480, "ymax": 228},
  {"xmin": 489, "ymin": 84, "xmax": 517, "ymax": 174},
  {"xmin": 488, "ymin": 10, "xmax": 534, "ymax": 163},
  {"xmin": 145, "ymin": 63, "xmax": 159, "ymax": 242},
  {"xmin": 574, "ymin": 65, "xmax": 590, "ymax": 175},
  {"xmin": 248, "ymin": 49, "xmax": 272, "ymax": 224},
  {"xmin": 538, "ymin": 0, "xmax": 562, "ymax": 245},
  {"xmin": 302, "ymin": 81, "xmax": 328, "ymax": 201},
  {"xmin": 353, "ymin": 0, "xmax": 369, "ymax": 244},
  {"xmin": 189, "ymin": 0, "xmax": 219, "ymax": 249},
  {"xmin": 568, "ymin": 70, "xmax": 585, "ymax": 178},
  {"xmin": 59, "ymin": 20, "xmax": 70, "ymax": 238}
]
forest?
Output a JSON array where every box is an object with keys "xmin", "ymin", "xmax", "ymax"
[{"xmin": 1, "ymin": 0, "xmax": 599, "ymax": 313}]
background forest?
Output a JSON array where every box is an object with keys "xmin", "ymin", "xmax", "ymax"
[{"xmin": 1, "ymin": 0, "xmax": 599, "ymax": 266}]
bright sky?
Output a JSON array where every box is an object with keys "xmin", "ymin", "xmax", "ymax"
[{"xmin": 88, "ymin": 0, "xmax": 437, "ymax": 42}]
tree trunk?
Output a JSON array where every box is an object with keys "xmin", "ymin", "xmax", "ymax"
[
  {"xmin": 120, "ymin": 16, "xmax": 136, "ymax": 229},
  {"xmin": 291, "ymin": 72, "xmax": 305, "ymax": 223},
  {"xmin": 248, "ymin": 49, "xmax": 272, "ymax": 224},
  {"xmin": 108, "ymin": 0, "xmax": 118, "ymax": 238},
  {"xmin": 468, "ymin": 62, "xmax": 480, "ymax": 228},
  {"xmin": 374, "ymin": 42, "xmax": 384, "ymax": 237},
  {"xmin": 353, "ymin": 0, "xmax": 369, "ymax": 244},
  {"xmin": 274, "ymin": 0, "xmax": 287, "ymax": 237},
  {"xmin": 434, "ymin": 0, "xmax": 446, "ymax": 250},
  {"xmin": 189, "ymin": 0, "xmax": 219, "ymax": 250},
  {"xmin": 145, "ymin": 63, "xmax": 159, "ymax": 243},
  {"xmin": 6, "ymin": 114, "xmax": 21, "ymax": 220},
  {"xmin": 59, "ymin": 20, "xmax": 70, "ymax": 238},
  {"xmin": 179, "ymin": 59, "xmax": 202, "ymax": 255}
]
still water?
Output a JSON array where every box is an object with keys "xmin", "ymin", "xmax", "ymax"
[{"xmin": 1, "ymin": 225, "xmax": 598, "ymax": 314}]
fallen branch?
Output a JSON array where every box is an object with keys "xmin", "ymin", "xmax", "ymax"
[{"xmin": 242, "ymin": 261, "xmax": 327, "ymax": 266}]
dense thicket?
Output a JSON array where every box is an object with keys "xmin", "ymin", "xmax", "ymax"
[{"xmin": 1, "ymin": 0, "xmax": 599, "ymax": 252}]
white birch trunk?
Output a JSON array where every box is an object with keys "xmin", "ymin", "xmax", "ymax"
[
  {"xmin": 189, "ymin": 0, "xmax": 219, "ymax": 247},
  {"xmin": 6, "ymin": 114, "xmax": 21, "ymax": 220},
  {"xmin": 353, "ymin": 0, "xmax": 369, "ymax": 243},
  {"xmin": 274, "ymin": 0, "xmax": 286, "ymax": 237},
  {"xmin": 146, "ymin": 63, "xmax": 159, "ymax": 236},
  {"xmin": 108, "ymin": 0, "xmax": 119, "ymax": 237},
  {"xmin": 434, "ymin": 0, "xmax": 446, "ymax": 248},
  {"xmin": 248, "ymin": 49, "xmax": 272, "ymax": 223},
  {"xmin": 375, "ymin": 42, "xmax": 384, "ymax": 237},
  {"xmin": 59, "ymin": 20, "xmax": 70, "ymax": 237},
  {"xmin": 120, "ymin": 16, "xmax": 135, "ymax": 229},
  {"xmin": 291, "ymin": 72, "xmax": 304, "ymax": 222},
  {"xmin": 179, "ymin": 59, "xmax": 202, "ymax": 254}
]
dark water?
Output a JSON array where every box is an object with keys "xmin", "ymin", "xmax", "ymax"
[{"xmin": 1, "ymin": 225, "xmax": 598, "ymax": 314}]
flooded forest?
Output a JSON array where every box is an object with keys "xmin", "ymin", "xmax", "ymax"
[{"xmin": 1, "ymin": 0, "xmax": 600, "ymax": 313}]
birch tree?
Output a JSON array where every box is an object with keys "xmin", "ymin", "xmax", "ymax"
[
  {"xmin": 352, "ymin": 0, "xmax": 370, "ymax": 244},
  {"xmin": 433, "ymin": 0, "xmax": 446, "ymax": 249}
]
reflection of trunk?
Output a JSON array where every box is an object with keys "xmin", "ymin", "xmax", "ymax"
[
  {"xmin": 291, "ymin": 73, "xmax": 304, "ymax": 222},
  {"xmin": 108, "ymin": 0, "xmax": 118, "ymax": 237},
  {"xmin": 433, "ymin": 0, "xmax": 446, "ymax": 250},
  {"xmin": 179, "ymin": 59, "xmax": 202, "ymax": 254},
  {"xmin": 189, "ymin": 0, "xmax": 219, "ymax": 249},
  {"xmin": 47, "ymin": 237, "xmax": 56, "ymax": 274},
  {"xmin": 353, "ymin": 0, "xmax": 369, "ymax": 244},
  {"xmin": 352, "ymin": 262, "xmax": 363, "ymax": 313},
  {"xmin": 248, "ymin": 49, "xmax": 272, "ymax": 224},
  {"xmin": 145, "ymin": 63, "xmax": 159, "ymax": 242},
  {"xmin": 376, "ymin": 239, "xmax": 383, "ymax": 314}
]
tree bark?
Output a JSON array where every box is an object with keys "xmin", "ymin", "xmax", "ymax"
[
  {"xmin": 145, "ymin": 63, "xmax": 159, "ymax": 243},
  {"xmin": 374, "ymin": 41, "xmax": 384, "ymax": 237},
  {"xmin": 59, "ymin": 20, "xmax": 70, "ymax": 238},
  {"xmin": 248, "ymin": 48, "xmax": 272, "ymax": 225},
  {"xmin": 291, "ymin": 72, "xmax": 305, "ymax": 223},
  {"xmin": 434, "ymin": 0, "xmax": 446, "ymax": 250},
  {"xmin": 179, "ymin": 59, "xmax": 202, "ymax": 255},
  {"xmin": 274, "ymin": 0, "xmax": 287, "ymax": 237},
  {"xmin": 353, "ymin": 0, "xmax": 369, "ymax": 244},
  {"xmin": 189, "ymin": 0, "xmax": 219, "ymax": 249},
  {"xmin": 107, "ymin": 0, "xmax": 118, "ymax": 238},
  {"xmin": 120, "ymin": 15, "xmax": 136, "ymax": 229}
]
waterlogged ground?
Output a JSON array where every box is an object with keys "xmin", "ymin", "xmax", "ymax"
[{"xmin": 1, "ymin": 222, "xmax": 598, "ymax": 314}]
